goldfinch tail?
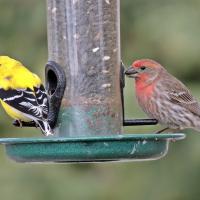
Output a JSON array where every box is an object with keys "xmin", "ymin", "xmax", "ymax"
[{"xmin": 36, "ymin": 120, "xmax": 53, "ymax": 136}]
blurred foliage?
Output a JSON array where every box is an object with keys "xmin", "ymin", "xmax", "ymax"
[
  {"xmin": 0, "ymin": 0, "xmax": 200, "ymax": 200},
  {"xmin": 121, "ymin": 0, "xmax": 200, "ymax": 82}
]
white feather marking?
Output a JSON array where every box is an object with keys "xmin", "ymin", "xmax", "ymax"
[
  {"xmin": 37, "ymin": 95, "xmax": 43, "ymax": 100},
  {"xmin": 3, "ymin": 92, "xmax": 23, "ymax": 101},
  {"xmin": 37, "ymin": 89, "xmax": 46, "ymax": 95},
  {"xmin": 23, "ymin": 90, "xmax": 34, "ymax": 94},
  {"xmin": 35, "ymin": 88, "xmax": 46, "ymax": 95},
  {"xmin": 19, "ymin": 102, "xmax": 43, "ymax": 117},
  {"xmin": 25, "ymin": 97, "xmax": 36, "ymax": 101}
]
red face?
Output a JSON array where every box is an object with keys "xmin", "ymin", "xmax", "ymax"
[{"xmin": 125, "ymin": 59, "xmax": 162, "ymax": 79}]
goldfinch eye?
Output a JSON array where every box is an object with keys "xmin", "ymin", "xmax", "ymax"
[{"xmin": 140, "ymin": 66, "xmax": 146, "ymax": 70}]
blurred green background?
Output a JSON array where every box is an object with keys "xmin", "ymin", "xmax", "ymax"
[{"xmin": 0, "ymin": 0, "xmax": 200, "ymax": 199}]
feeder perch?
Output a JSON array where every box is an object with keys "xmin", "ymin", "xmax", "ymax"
[{"xmin": 0, "ymin": 0, "xmax": 185, "ymax": 163}]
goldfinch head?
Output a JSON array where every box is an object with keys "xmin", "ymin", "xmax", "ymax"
[
  {"xmin": 0, "ymin": 56, "xmax": 22, "ymax": 70},
  {"xmin": 0, "ymin": 56, "xmax": 41, "ymax": 90},
  {"xmin": 0, "ymin": 56, "xmax": 25, "ymax": 79}
]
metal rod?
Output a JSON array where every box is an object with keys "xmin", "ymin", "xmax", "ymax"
[{"xmin": 123, "ymin": 119, "xmax": 158, "ymax": 126}]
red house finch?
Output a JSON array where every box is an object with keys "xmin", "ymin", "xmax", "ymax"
[{"xmin": 125, "ymin": 59, "xmax": 200, "ymax": 133}]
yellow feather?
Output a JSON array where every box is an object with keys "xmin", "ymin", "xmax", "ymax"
[
  {"xmin": 0, "ymin": 56, "xmax": 41, "ymax": 91},
  {"xmin": 0, "ymin": 56, "xmax": 42, "ymax": 121},
  {"xmin": 0, "ymin": 56, "xmax": 52, "ymax": 136},
  {"xmin": 0, "ymin": 100, "xmax": 30, "ymax": 121}
]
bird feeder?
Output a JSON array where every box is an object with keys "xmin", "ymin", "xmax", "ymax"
[{"xmin": 0, "ymin": 0, "xmax": 184, "ymax": 163}]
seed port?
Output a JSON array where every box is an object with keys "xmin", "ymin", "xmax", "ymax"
[
  {"xmin": 46, "ymin": 69, "xmax": 57, "ymax": 95},
  {"xmin": 45, "ymin": 61, "xmax": 66, "ymax": 129}
]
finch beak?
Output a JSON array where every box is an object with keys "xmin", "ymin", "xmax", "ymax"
[{"xmin": 124, "ymin": 66, "xmax": 138, "ymax": 78}]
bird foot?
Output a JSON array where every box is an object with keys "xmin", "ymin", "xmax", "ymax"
[
  {"xmin": 44, "ymin": 130, "xmax": 54, "ymax": 137},
  {"xmin": 155, "ymin": 127, "xmax": 170, "ymax": 134},
  {"xmin": 12, "ymin": 120, "xmax": 22, "ymax": 127},
  {"xmin": 12, "ymin": 120, "xmax": 37, "ymax": 128}
]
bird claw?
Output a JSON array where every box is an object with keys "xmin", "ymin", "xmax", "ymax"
[
  {"xmin": 12, "ymin": 120, "xmax": 37, "ymax": 128},
  {"xmin": 155, "ymin": 127, "xmax": 169, "ymax": 134},
  {"xmin": 170, "ymin": 138, "xmax": 177, "ymax": 142},
  {"xmin": 12, "ymin": 120, "xmax": 21, "ymax": 127},
  {"xmin": 44, "ymin": 131, "xmax": 54, "ymax": 137}
]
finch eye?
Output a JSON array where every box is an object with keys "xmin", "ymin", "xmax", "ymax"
[{"xmin": 140, "ymin": 66, "xmax": 146, "ymax": 70}]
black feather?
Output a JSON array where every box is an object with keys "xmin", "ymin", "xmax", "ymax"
[{"xmin": 0, "ymin": 85, "xmax": 48, "ymax": 120}]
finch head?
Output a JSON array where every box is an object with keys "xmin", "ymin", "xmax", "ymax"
[{"xmin": 125, "ymin": 59, "xmax": 164, "ymax": 83}]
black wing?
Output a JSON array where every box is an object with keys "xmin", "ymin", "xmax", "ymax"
[
  {"xmin": 0, "ymin": 88, "xmax": 45, "ymax": 120},
  {"xmin": 33, "ymin": 85, "xmax": 49, "ymax": 119}
]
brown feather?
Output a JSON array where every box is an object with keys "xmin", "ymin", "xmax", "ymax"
[{"xmin": 160, "ymin": 71, "xmax": 200, "ymax": 117}]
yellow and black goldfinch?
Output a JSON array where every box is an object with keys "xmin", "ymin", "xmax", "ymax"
[{"xmin": 0, "ymin": 56, "xmax": 52, "ymax": 136}]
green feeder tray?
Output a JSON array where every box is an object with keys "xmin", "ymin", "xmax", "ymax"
[{"xmin": 0, "ymin": 133, "xmax": 185, "ymax": 163}]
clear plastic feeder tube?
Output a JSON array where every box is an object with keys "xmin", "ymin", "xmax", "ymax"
[{"xmin": 47, "ymin": 0, "xmax": 122, "ymax": 137}]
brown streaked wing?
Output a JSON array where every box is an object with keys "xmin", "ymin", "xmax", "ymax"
[{"xmin": 163, "ymin": 75, "xmax": 200, "ymax": 117}]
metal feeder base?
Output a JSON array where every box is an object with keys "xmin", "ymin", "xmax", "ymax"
[{"xmin": 0, "ymin": 134, "xmax": 185, "ymax": 163}]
